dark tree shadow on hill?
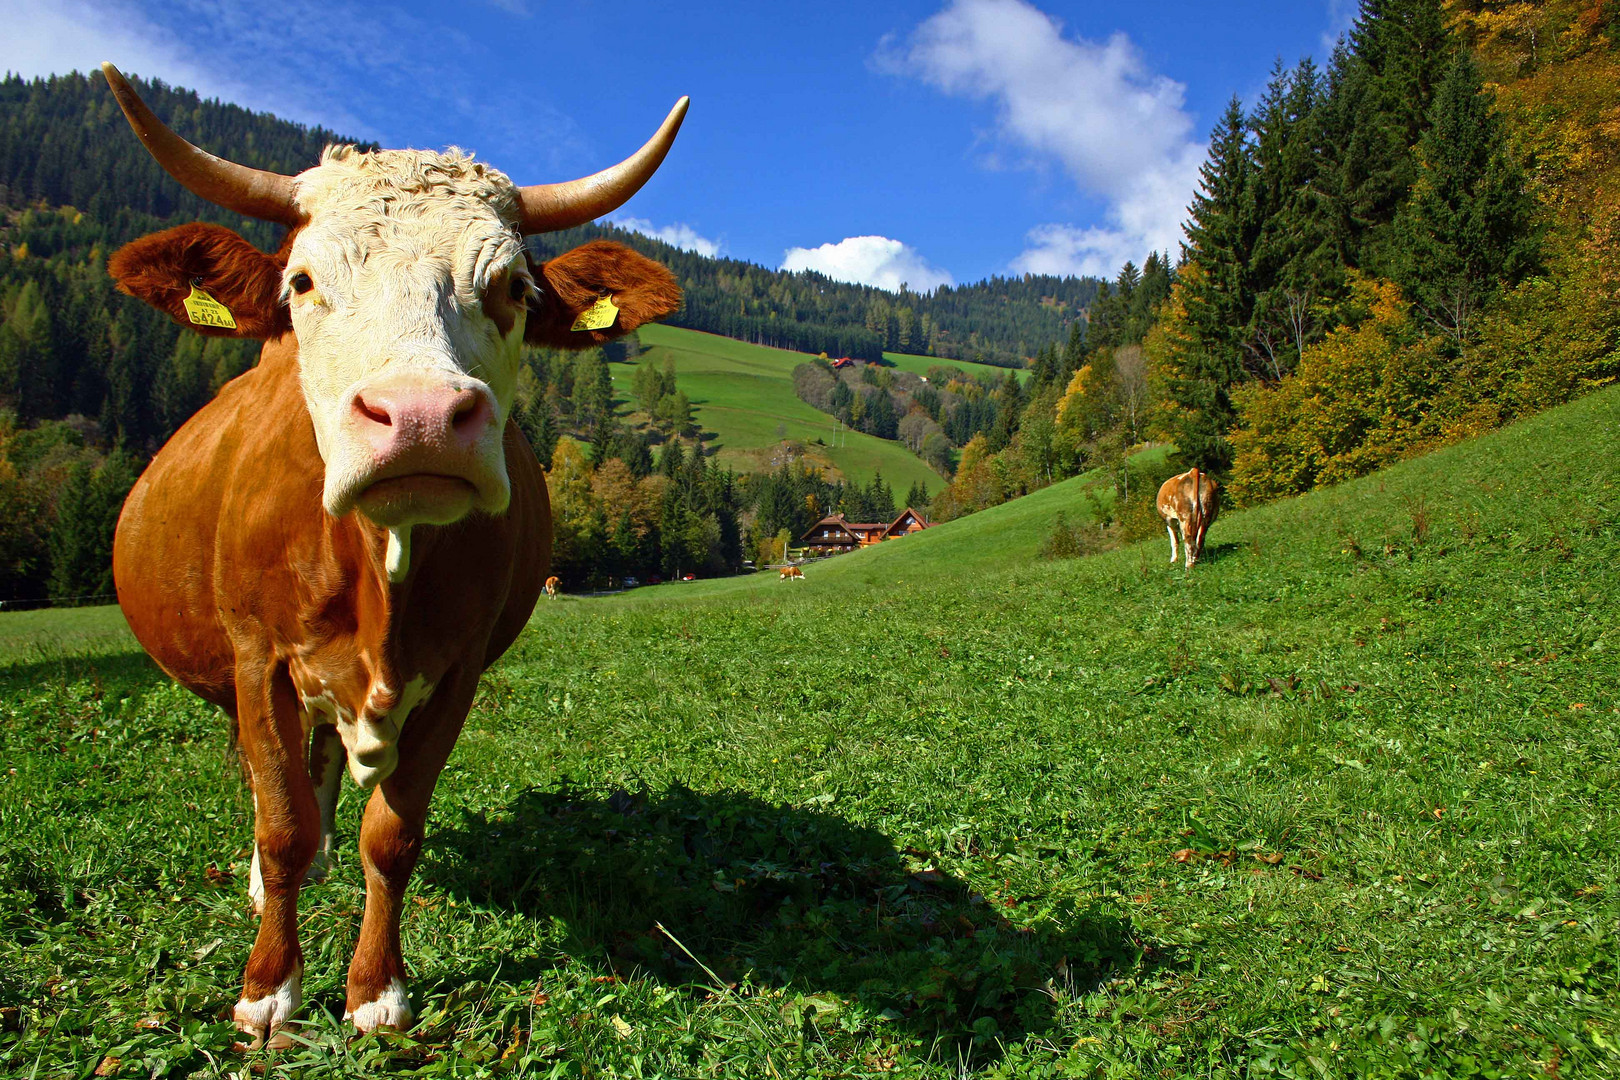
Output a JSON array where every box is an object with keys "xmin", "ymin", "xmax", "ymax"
[{"xmin": 422, "ymin": 783, "xmax": 1139, "ymax": 1061}]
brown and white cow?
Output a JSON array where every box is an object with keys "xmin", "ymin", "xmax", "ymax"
[
  {"xmin": 779, "ymin": 565, "xmax": 804, "ymax": 581},
  {"xmin": 100, "ymin": 64, "xmax": 684, "ymax": 1048},
  {"xmin": 544, "ymin": 575, "xmax": 561, "ymax": 599},
  {"xmin": 1156, "ymin": 467, "xmax": 1220, "ymax": 568}
]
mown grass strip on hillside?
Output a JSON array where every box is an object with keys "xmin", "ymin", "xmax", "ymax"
[{"xmin": 623, "ymin": 324, "xmax": 943, "ymax": 494}]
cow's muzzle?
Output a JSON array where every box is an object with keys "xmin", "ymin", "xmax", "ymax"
[{"xmin": 328, "ymin": 374, "xmax": 507, "ymax": 527}]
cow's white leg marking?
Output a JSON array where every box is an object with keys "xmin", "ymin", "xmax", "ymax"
[
  {"xmin": 248, "ymin": 785, "xmax": 266, "ymax": 916},
  {"xmin": 385, "ymin": 527, "xmax": 411, "ymax": 582},
  {"xmin": 1166, "ymin": 524, "xmax": 1178, "ymax": 564},
  {"xmin": 234, "ymin": 962, "xmax": 302, "ymax": 1047},
  {"xmin": 307, "ymin": 725, "xmax": 344, "ymax": 884},
  {"xmin": 346, "ymin": 977, "xmax": 412, "ymax": 1033}
]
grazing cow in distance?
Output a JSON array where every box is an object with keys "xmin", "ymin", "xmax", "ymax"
[
  {"xmin": 1156, "ymin": 467, "xmax": 1221, "ymax": 568},
  {"xmin": 544, "ymin": 575, "xmax": 561, "ymax": 599},
  {"xmin": 780, "ymin": 565, "xmax": 804, "ymax": 581},
  {"xmin": 100, "ymin": 64, "xmax": 685, "ymax": 1048}
]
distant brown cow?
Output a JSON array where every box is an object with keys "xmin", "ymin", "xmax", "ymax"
[
  {"xmin": 544, "ymin": 576, "xmax": 560, "ymax": 599},
  {"xmin": 1156, "ymin": 467, "xmax": 1220, "ymax": 568},
  {"xmin": 780, "ymin": 565, "xmax": 804, "ymax": 581}
]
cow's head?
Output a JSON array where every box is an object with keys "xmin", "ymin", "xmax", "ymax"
[{"xmin": 103, "ymin": 64, "xmax": 682, "ymax": 574}]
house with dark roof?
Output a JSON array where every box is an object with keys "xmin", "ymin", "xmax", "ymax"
[{"xmin": 799, "ymin": 508, "xmax": 932, "ymax": 556}]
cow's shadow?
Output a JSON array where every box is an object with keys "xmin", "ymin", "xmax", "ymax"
[
  {"xmin": 1195, "ymin": 541, "xmax": 1244, "ymax": 565},
  {"xmin": 422, "ymin": 783, "xmax": 1139, "ymax": 1056}
]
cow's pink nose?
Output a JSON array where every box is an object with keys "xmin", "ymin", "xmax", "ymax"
[{"xmin": 349, "ymin": 382, "xmax": 495, "ymax": 456}]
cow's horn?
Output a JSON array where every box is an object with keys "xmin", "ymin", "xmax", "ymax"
[
  {"xmin": 516, "ymin": 97, "xmax": 689, "ymax": 234},
  {"xmin": 101, "ymin": 63, "xmax": 301, "ymax": 226}
]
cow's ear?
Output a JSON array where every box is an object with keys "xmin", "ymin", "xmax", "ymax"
[
  {"xmin": 525, "ymin": 240, "xmax": 681, "ymax": 349},
  {"xmin": 108, "ymin": 223, "xmax": 289, "ymax": 339}
]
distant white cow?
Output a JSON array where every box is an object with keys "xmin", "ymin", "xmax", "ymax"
[{"xmin": 1156, "ymin": 468, "xmax": 1220, "ymax": 568}]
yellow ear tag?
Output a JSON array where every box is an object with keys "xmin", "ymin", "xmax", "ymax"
[
  {"xmin": 570, "ymin": 295, "xmax": 619, "ymax": 332},
  {"xmin": 182, "ymin": 283, "xmax": 237, "ymax": 330}
]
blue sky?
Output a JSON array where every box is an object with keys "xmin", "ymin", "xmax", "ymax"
[{"xmin": 6, "ymin": 0, "xmax": 1356, "ymax": 289}]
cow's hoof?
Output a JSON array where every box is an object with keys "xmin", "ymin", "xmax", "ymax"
[
  {"xmin": 304, "ymin": 847, "xmax": 333, "ymax": 885},
  {"xmin": 233, "ymin": 966, "xmax": 301, "ymax": 1050},
  {"xmin": 347, "ymin": 978, "xmax": 413, "ymax": 1034}
]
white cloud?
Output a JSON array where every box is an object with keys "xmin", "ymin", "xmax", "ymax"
[
  {"xmin": 879, "ymin": 0, "xmax": 1206, "ymax": 277},
  {"xmin": 781, "ymin": 236, "xmax": 954, "ymax": 293},
  {"xmin": 614, "ymin": 217, "xmax": 723, "ymax": 258},
  {"xmin": 0, "ymin": 0, "xmax": 364, "ymax": 133},
  {"xmin": 1322, "ymin": 0, "xmax": 1359, "ymax": 53}
]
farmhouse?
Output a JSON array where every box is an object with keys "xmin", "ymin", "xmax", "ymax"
[{"xmin": 800, "ymin": 507, "xmax": 931, "ymax": 555}]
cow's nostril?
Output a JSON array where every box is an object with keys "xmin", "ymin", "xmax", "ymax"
[
  {"xmin": 450, "ymin": 391, "xmax": 490, "ymax": 434},
  {"xmin": 354, "ymin": 393, "xmax": 392, "ymax": 427}
]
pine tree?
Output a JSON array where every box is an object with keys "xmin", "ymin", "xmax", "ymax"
[
  {"xmin": 658, "ymin": 438, "xmax": 684, "ymax": 479},
  {"xmin": 1245, "ymin": 57, "xmax": 1340, "ymax": 380},
  {"xmin": 1165, "ymin": 98, "xmax": 1260, "ymax": 471},
  {"xmin": 1330, "ymin": 0, "xmax": 1455, "ymax": 273},
  {"xmin": 1389, "ymin": 53, "xmax": 1538, "ymax": 343}
]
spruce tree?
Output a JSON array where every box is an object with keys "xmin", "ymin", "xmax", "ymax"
[
  {"xmin": 1248, "ymin": 57, "xmax": 1337, "ymax": 379},
  {"xmin": 1166, "ymin": 98, "xmax": 1260, "ymax": 471},
  {"xmin": 1332, "ymin": 0, "xmax": 1455, "ymax": 273},
  {"xmin": 1390, "ymin": 53, "xmax": 1538, "ymax": 343}
]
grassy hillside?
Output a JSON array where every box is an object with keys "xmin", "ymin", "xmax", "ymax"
[
  {"xmin": 884, "ymin": 350, "xmax": 1031, "ymax": 384},
  {"xmin": 624, "ymin": 324, "xmax": 943, "ymax": 493},
  {"xmin": 5, "ymin": 386, "xmax": 1620, "ymax": 1076}
]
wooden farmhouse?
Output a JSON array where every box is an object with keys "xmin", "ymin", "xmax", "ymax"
[{"xmin": 800, "ymin": 507, "xmax": 932, "ymax": 556}]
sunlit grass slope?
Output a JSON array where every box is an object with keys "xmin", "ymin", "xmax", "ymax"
[
  {"xmin": 620, "ymin": 324, "xmax": 942, "ymax": 493},
  {"xmin": 5, "ymin": 387, "xmax": 1620, "ymax": 1076},
  {"xmin": 883, "ymin": 350, "xmax": 1030, "ymax": 384}
]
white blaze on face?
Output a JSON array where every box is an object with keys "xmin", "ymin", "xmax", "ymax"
[{"xmin": 283, "ymin": 147, "xmax": 533, "ymax": 532}]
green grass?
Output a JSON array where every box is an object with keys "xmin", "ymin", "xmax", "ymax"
[
  {"xmin": 5, "ymin": 387, "xmax": 1620, "ymax": 1076},
  {"xmin": 0, "ymin": 603, "xmax": 133, "ymax": 665},
  {"xmin": 883, "ymin": 350, "xmax": 1030, "ymax": 385},
  {"xmin": 623, "ymin": 324, "xmax": 943, "ymax": 493}
]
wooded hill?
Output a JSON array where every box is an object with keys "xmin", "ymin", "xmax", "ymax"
[
  {"xmin": 527, "ymin": 222, "xmax": 1098, "ymax": 365},
  {"xmin": 0, "ymin": 70, "xmax": 1103, "ymax": 602}
]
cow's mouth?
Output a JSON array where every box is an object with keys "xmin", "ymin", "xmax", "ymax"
[{"xmin": 356, "ymin": 474, "xmax": 479, "ymax": 527}]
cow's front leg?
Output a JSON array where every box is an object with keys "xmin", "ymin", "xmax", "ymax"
[
  {"xmin": 235, "ymin": 663, "xmax": 320, "ymax": 1050},
  {"xmin": 346, "ymin": 670, "xmax": 475, "ymax": 1033}
]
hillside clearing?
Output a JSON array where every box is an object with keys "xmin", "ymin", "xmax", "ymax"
[
  {"xmin": 3, "ymin": 386, "xmax": 1619, "ymax": 1077},
  {"xmin": 621, "ymin": 324, "xmax": 943, "ymax": 493}
]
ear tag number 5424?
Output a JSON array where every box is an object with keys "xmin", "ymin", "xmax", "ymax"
[
  {"xmin": 183, "ymin": 283, "xmax": 237, "ymax": 330},
  {"xmin": 571, "ymin": 295, "xmax": 619, "ymax": 332}
]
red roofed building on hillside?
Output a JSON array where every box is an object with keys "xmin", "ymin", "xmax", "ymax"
[{"xmin": 799, "ymin": 507, "xmax": 932, "ymax": 556}]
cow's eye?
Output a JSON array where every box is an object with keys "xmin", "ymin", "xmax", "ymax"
[
  {"xmin": 508, "ymin": 276, "xmax": 530, "ymax": 302},
  {"xmin": 290, "ymin": 272, "xmax": 315, "ymax": 295}
]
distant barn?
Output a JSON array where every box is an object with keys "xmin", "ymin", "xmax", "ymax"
[{"xmin": 801, "ymin": 507, "xmax": 931, "ymax": 556}]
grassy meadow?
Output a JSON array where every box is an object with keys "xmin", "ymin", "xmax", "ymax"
[
  {"xmin": 622, "ymin": 325, "xmax": 943, "ymax": 494},
  {"xmin": 4, "ymin": 385, "xmax": 1620, "ymax": 1077},
  {"xmin": 883, "ymin": 352, "xmax": 1030, "ymax": 385}
]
